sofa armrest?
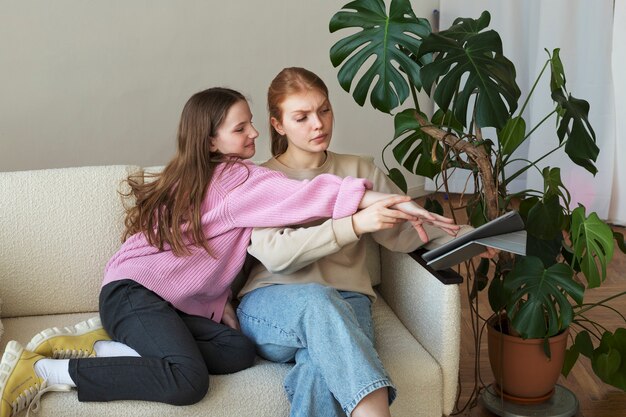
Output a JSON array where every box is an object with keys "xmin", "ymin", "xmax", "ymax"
[{"xmin": 377, "ymin": 247, "xmax": 462, "ymax": 416}]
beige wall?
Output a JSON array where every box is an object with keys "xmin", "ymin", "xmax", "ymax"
[{"xmin": 0, "ymin": 0, "xmax": 438, "ymax": 195}]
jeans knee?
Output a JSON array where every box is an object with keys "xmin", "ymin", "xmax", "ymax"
[
  {"xmin": 304, "ymin": 283, "xmax": 338, "ymax": 300},
  {"xmin": 303, "ymin": 284, "xmax": 343, "ymax": 310}
]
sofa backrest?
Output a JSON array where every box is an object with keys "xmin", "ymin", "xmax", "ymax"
[{"xmin": 0, "ymin": 165, "xmax": 138, "ymax": 317}]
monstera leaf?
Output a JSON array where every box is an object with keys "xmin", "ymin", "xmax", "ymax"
[
  {"xmin": 418, "ymin": 11, "xmax": 520, "ymax": 129},
  {"xmin": 549, "ymin": 49, "xmax": 599, "ymax": 175},
  {"xmin": 504, "ymin": 257, "xmax": 584, "ymax": 339},
  {"xmin": 552, "ymin": 90, "xmax": 599, "ymax": 175},
  {"xmin": 542, "ymin": 167, "xmax": 571, "ymax": 209},
  {"xmin": 525, "ymin": 194, "xmax": 565, "ymax": 241},
  {"xmin": 391, "ymin": 109, "xmax": 442, "ymax": 180},
  {"xmin": 563, "ymin": 330, "xmax": 594, "ymax": 376},
  {"xmin": 592, "ymin": 329, "xmax": 626, "ymax": 390},
  {"xmin": 570, "ymin": 205, "xmax": 615, "ymax": 288},
  {"xmin": 498, "ymin": 116, "xmax": 526, "ymax": 157},
  {"xmin": 329, "ymin": 0, "xmax": 431, "ymax": 113}
]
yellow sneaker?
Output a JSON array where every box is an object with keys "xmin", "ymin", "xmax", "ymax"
[
  {"xmin": 26, "ymin": 317, "xmax": 111, "ymax": 359},
  {"xmin": 0, "ymin": 341, "xmax": 71, "ymax": 417}
]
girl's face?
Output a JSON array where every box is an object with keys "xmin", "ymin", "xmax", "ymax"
[
  {"xmin": 271, "ymin": 89, "xmax": 333, "ymax": 155},
  {"xmin": 210, "ymin": 100, "xmax": 258, "ymax": 159}
]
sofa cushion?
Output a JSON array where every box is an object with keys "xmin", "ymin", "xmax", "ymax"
[
  {"xmin": 0, "ymin": 313, "xmax": 291, "ymax": 417},
  {"xmin": 0, "ymin": 293, "xmax": 443, "ymax": 417}
]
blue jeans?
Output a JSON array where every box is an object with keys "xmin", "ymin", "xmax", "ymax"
[{"xmin": 237, "ymin": 283, "xmax": 396, "ymax": 417}]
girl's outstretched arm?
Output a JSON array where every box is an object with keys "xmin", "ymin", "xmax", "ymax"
[
  {"xmin": 358, "ymin": 190, "xmax": 405, "ymax": 208},
  {"xmin": 358, "ymin": 191, "xmax": 460, "ymax": 242},
  {"xmin": 222, "ymin": 163, "xmax": 372, "ymax": 229}
]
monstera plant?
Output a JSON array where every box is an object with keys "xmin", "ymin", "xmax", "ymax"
[{"xmin": 329, "ymin": 0, "xmax": 626, "ymax": 398}]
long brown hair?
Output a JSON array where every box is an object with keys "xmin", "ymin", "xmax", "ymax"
[
  {"xmin": 122, "ymin": 87, "xmax": 246, "ymax": 256},
  {"xmin": 267, "ymin": 67, "xmax": 330, "ymax": 156}
]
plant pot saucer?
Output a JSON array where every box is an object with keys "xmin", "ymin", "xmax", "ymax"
[
  {"xmin": 492, "ymin": 383, "xmax": 555, "ymax": 404},
  {"xmin": 481, "ymin": 384, "xmax": 578, "ymax": 417}
]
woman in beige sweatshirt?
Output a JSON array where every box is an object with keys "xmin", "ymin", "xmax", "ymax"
[{"xmin": 236, "ymin": 67, "xmax": 467, "ymax": 417}]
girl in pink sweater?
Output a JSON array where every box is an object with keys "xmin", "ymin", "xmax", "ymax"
[{"xmin": 0, "ymin": 87, "xmax": 454, "ymax": 415}]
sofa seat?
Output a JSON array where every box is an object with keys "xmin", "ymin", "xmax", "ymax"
[{"xmin": 0, "ymin": 292, "xmax": 442, "ymax": 417}]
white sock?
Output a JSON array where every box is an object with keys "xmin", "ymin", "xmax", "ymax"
[
  {"xmin": 93, "ymin": 340, "xmax": 141, "ymax": 357},
  {"xmin": 34, "ymin": 359, "xmax": 76, "ymax": 387}
]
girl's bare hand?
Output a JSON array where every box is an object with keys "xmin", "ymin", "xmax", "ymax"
[
  {"xmin": 352, "ymin": 195, "xmax": 417, "ymax": 236},
  {"xmin": 221, "ymin": 301, "xmax": 241, "ymax": 330},
  {"xmin": 393, "ymin": 200, "xmax": 460, "ymax": 242}
]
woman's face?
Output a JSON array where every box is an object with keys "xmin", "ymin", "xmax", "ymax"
[
  {"xmin": 210, "ymin": 100, "xmax": 259, "ymax": 159},
  {"xmin": 272, "ymin": 89, "xmax": 333, "ymax": 155}
]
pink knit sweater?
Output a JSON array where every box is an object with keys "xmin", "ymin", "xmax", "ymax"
[{"xmin": 102, "ymin": 160, "xmax": 371, "ymax": 322}]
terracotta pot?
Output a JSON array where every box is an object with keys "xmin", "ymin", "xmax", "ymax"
[{"xmin": 487, "ymin": 316, "xmax": 569, "ymax": 403}]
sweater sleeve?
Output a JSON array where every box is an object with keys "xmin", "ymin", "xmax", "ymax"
[
  {"xmin": 223, "ymin": 163, "xmax": 372, "ymax": 228},
  {"xmin": 248, "ymin": 217, "xmax": 358, "ymax": 274}
]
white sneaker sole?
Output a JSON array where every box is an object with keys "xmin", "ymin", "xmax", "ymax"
[
  {"xmin": 0, "ymin": 341, "xmax": 24, "ymax": 401},
  {"xmin": 25, "ymin": 316, "xmax": 103, "ymax": 353}
]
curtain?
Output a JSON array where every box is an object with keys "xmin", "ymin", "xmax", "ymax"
[
  {"xmin": 610, "ymin": 0, "xmax": 626, "ymax": 225},
  {"xmin": 431, "ymin": 0, "xmax": 623, "ymax": 225}
]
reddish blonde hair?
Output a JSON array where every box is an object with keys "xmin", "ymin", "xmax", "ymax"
[
  {"xmin": 122, "ymin": 87, "xmax": 246, "ymax": 256},
  {"xmin": 267, "ymin": 67, "xmax": 330, "ymax": 156}
]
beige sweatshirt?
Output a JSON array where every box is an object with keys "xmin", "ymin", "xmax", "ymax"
[{"xmin": 238, "ymin": 152, "xmax": 465, "ymax": 300}]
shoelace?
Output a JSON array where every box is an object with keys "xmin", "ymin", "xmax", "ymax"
[
  {"xmin": 10, "ymin": 380, "xmax": 72, "ymax": 417},
  {"xmin": 52, "ymin": 349, "xmax": 95, "ymax": 359}
]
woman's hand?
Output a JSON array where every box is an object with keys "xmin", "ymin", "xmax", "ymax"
[
  {"xmin": 352, "ymin": 195, "xmax": 418, "ymax": 236},
  {"xmin": 221, "ymin": 301, "xmax": 241, "ymax": 330},
  {"xmin": 355, "ymin": 191, "xmax": 459, "ymax": 242},
  {"xmin": 393, "ymin": 200, "xmax": 460, "ymax": 242},
  {"xmin": 479, "ymin": 246, "xmax": 499, "ymax": 259}
]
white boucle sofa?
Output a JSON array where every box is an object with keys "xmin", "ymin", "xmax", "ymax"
[{"xmin": 0, "ymin": 165, "xmax": 463, "ymax": 417}]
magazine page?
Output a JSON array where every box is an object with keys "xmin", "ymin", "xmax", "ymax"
[{"xmin": 422, "ymin": 211, "xmax": 526, "ymax": 270}]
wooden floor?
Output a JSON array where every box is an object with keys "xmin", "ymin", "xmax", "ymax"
[{"xmin": 417, "ymin": 194, "xmax": 626, "ymax": 417}]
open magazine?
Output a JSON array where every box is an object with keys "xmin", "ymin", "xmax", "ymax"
[{"xmin": 422, "ymin": 210, "xmax": 527, "ymax": 270}]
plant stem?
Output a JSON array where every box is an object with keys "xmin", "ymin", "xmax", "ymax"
[
  {"xmin": 414, "ymin": 112, "xmax": 500, "ymax": 220},
  {"xmin": 381, "ymin": 73, "xmax": 422, "ymax": 177},
  {"xmin": 409, "ymin": 80, "xmax": 421, "ymax": 114},
  {"xmin": 500, "ymin": 56, "xmax": 551, "ymax": 166},
  {"xmin": 505, "ymin": 139, "xmax": 564, "ymax": 186},
  {"xmin": 572, "ymin": 319, "xmax": 604, "ymax": 341},
  {"xmin": 518, "ymin": 58, "xmax": 550, "ymax": 118},
  {"xmin": 523, "ymin": 109, "xmax": 559, "ymax": 142},
  {"xmin": 381, "ymin": 139, "xmax": 394, "ymax": 174},
  {"xmin": 575, "ymin": 291, "xmax": 626, "ymax": 318},
  {"xmin": 502, "ymin": 109, "xmax": 558, "ymax": 166}
]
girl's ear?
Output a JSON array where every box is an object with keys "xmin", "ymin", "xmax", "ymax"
[
  {"xmin": 208, "ymin": 137, "xmax": 218, "ymax": 153},
  {"xmin": 270, "ymin": 117, "xmax": 285, "ymax": 136}
]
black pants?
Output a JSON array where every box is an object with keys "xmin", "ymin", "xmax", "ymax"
[{"xmin": 68, "ymin": 279, "xmax": 256, "ymax": 405}]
